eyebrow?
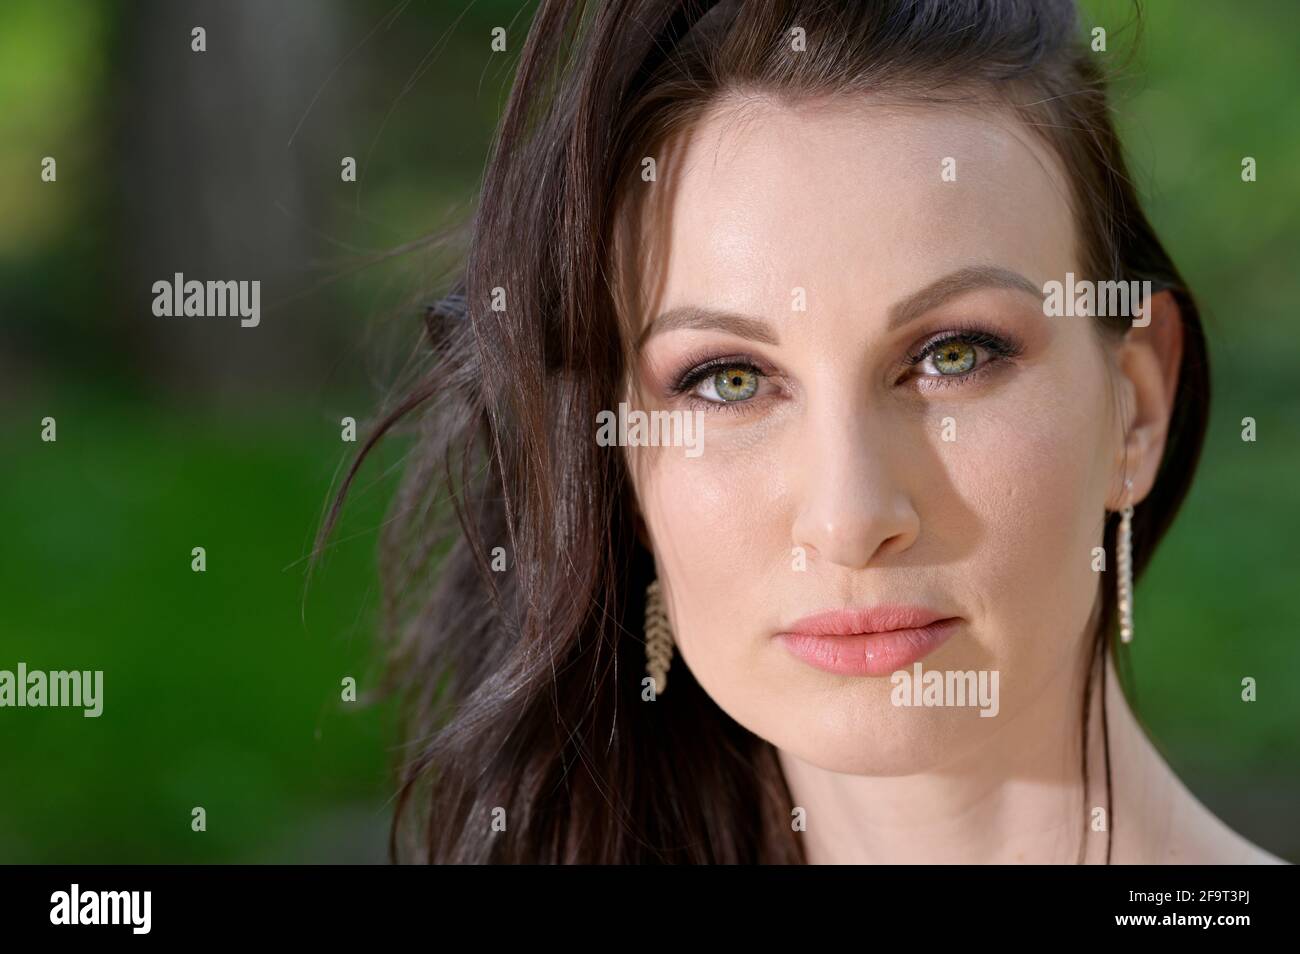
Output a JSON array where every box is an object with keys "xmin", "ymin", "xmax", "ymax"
[
  {"xmin": 635, "ymin": 305, "xmax": 780, "ymax": 352},
  {"xmin": 887, "ymin": 265, "xmax": 1042, "ymax": 331},
  {"xmin": 636, "ymin": 264, "xmax": 1041, "ymax": 352}
]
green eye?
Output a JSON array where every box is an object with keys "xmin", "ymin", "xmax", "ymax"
[
  {"xmin": 713, "ymin": 367, "xmax": 760, "ymax": 401},
  {"xmin": 931, "ymin": 340, "xmax": 977, "ymax": 375}
]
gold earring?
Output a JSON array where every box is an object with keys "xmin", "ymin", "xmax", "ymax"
[
  {"xmin": 644, "ymin": 578, "xmax": 674, "ymax": 696},
  {"xmin": 1118, "ymin": 479, "xmax": 1135, "ymax": 644}
]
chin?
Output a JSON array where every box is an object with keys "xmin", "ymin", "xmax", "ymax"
[{"xmin": 736, "ymin": 682, "xmax": 988, "ymax": 777}]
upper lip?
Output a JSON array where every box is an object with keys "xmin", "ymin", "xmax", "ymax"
[{"xmin": 780, "ymin": 606, "xmax": 955, "ymax": 637}]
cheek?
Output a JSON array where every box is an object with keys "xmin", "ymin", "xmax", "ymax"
[
  {"xmin": 633, "ymin": 436, "xmax": 790, "ymax": 641},
  {"xmin": 930, "ymin": 341, "xmax": 1117, "ymax": 668}
]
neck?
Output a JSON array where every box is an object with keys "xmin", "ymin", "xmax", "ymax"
[{"xmin": 777, "ymin": 645, "xmax": 1151, "ymax": 864}]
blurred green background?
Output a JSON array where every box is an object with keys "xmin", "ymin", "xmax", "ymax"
[{"xmin": 0, "ymin": 0, "xmax": 1296, "ymax": 863}]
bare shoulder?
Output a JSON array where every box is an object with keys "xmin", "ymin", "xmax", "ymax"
[
  {"xmin": 1104, "ymin": 669, "xmax": 1289, "ymax": 864},
  {"xmin": 1106, "ymin": 673, "xmax": 1290, "ymax": 865},
  {"xmin": 1149, "ymin": 770, "xmax": 1290, "ymax": 865}
]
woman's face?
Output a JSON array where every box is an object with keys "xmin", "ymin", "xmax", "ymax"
[{"xmin": 622, "ymin": 94, "xmax": 1127, "ymax": 775}]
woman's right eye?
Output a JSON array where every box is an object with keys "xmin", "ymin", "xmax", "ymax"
[{"xmin": 693, "ymin": 365, "xmax": 762, "ymax": 403}]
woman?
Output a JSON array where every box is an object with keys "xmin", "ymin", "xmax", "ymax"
[{"xmin": 330, "ymin": 0, "xmax": 1285, "ymax": 863}]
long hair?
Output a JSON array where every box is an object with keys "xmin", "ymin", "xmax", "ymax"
[{"xmin": 321, "ymin": 0, "xmax": 1210, "ymax": 863}]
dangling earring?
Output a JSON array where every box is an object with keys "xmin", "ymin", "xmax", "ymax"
[
  {"xmin": 644, "ymin": 578, "xmax": 674, "ymax": 695},
  {"xmin": 1117, "ymin": 478, "xmax": 1135, "ymax": 644}
]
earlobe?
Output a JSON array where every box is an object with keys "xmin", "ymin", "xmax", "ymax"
[{"xmin": 1111, "ymin": 289, "xmax": 1185, "ymax": 509}]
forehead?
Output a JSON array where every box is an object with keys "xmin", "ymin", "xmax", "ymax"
[{"xmin": 625, "ymin": 92, "xmax": 1079, "ymax": 324}]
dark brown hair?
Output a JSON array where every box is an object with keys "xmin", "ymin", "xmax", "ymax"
[{"xmin": 322, "ymin": 0, "xmax": 1209, "ymax": 863}]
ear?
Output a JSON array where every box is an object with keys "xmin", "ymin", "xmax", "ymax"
[{"xmin": 1109, "ymin": 289, "xmax": 1184, "ymax": 509}]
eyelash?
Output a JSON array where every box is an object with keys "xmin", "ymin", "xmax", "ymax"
[
  {"xmin": 902, "ymin": 326, "xmax": 1023, "ymax": 390},
  {"xmin": 667, "ymin": 325, "xmax": 1023, "ymax": 410},
  {"xmin": 669, "ymin": 354, "xmax": 775, "ymax": 413}
]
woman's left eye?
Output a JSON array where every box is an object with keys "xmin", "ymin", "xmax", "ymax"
[
  {"xmin": 925, "ymin": 338, "xmax": 978, "ymax": 375},
  {"xmin": 910, "ymin": 331, "xmax": 1018, "ymax": 381}
]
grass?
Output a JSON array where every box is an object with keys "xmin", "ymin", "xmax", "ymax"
[{"xmin": 0, "ymin": 391, "xmax": 400, "ymax": 862}]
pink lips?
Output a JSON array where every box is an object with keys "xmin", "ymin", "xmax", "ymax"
[{"xmin": 776, "ymin": 606, "xmax": 959, "ymax": 676}]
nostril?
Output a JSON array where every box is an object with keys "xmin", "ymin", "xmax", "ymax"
[{"xmin": 792, "ymin": 498, "xmax": 920, "ymax": 571}]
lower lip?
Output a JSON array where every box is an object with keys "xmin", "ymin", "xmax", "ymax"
[{"xmin": 777, "ymin": 619, "xmax": 960, "ymax": 676}]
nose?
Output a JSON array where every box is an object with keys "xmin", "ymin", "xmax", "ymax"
[{"xmin": 790, "ymin": 405, "xmax": 920, "ymax": 570}]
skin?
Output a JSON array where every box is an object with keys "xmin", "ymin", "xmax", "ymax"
[{"xmin": 619, "ymin": 92, "xmax": 1283, "ymax": 864}]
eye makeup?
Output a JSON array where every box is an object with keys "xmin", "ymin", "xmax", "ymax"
[
  {"xmin": 667, "ymin": 351, "xmax": 780, "ymax": 407},
  {"xmin": 899, "ymin": 324, "xmax": 1025, "ymax": 391},
  {"xmin": 656, "ymin": 320, "xmax": 1026, "ymax": 411}
]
